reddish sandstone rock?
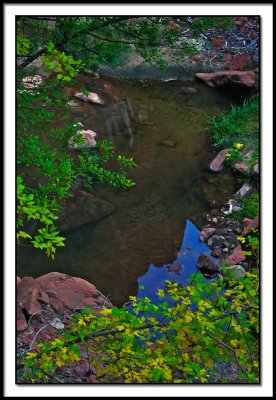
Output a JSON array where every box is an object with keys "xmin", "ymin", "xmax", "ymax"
[
  {"xmin": 17, "ymin": 272, "xmax": 112, "ymax": 331},
  {"xmin": 227, "ymin": 53, "xmax": 251, "ymax": 71},
  {"xmin": 196, "ymin": 71, "xmax": 256, "ymax": 88},
  {"xmin": 226, "ymin": 245, "xmax": 246, "ymax": 265},
  {"xmin": 74, "ymin": 91, "xmax": 104, "ymax": 105},
  {"xmin": 209, "ymin": 149, "xmax": 230, "ymax": 172},
  {"xmin": 241, "ymin": 215, "xmax": 259, "ymax": 236}
]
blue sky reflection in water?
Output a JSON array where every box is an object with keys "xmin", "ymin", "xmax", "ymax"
[{"xmin": 136, "ymin": 219, "xmax": 217, "ymax": 306}]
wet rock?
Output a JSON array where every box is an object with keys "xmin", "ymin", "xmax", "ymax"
[
  {"xmin": 168, "ymin": 263, "xmax": 182, "ymax": 273},
  {"xmin": 222, "ymin": 265, "xmax": 246, "ymax": 279},
  {"xmin": 232, "ymin": 162, "xmax": 249, "ymax": 174},
  {"xmin": 74, "ymin": 91, "xmax": 104, "ymax": 105},
  {"xmin": 196, "ymin": 71, "xmax": 256, "ymax": 88},
  {"xmin": 56, "ymin": 190, "xmax": 115, "ymax": 232},
  {"xmin": 196, "ymin": 254, "xmax": 219, "ymax": 274},
  {"xmin": 235, "ymin": 183, "xmax": 253, "ymax": 198},
  {"xmin": 209, "ymin": 149, "xmax": 230, "ymax": 172},
  {"xmin": 68, "ymin": 129, "xmax": 97, "ymax": 149},
  {"xmin": 199, "ymin": 227, "xmax": 216, "ymax": 242},
  {"xmin": 241, "ymin": 215, "xmax": 259, "ymax": 236},
  {"xmin": 160, "ymin": 139, "xmax": 175, "ymax": 148},
  {"xmin": 182, "ymin": 87, "xmax": 198, "ymax": 94},
  {"xmin": 226, "ymin": 245, "xmax": 246, "ymax": 265}
]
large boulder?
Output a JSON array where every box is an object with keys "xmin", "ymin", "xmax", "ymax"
[
  {"xmin": 17, "ymin": 272, "xmax": 112, "ymax": 331},
  {"xmin": 196, "ymin": 70, "xmax": 256, "ymax": 88},
  {"xmin": 56, "ymin": 190, "xmax": 115, "ymax": 232},
  {"xmin": 209, "ymin": 149, "xmax": 230, "ymax": 172}
]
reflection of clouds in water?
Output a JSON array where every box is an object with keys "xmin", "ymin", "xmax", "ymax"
[{"xmin": 136, "ymin": 219, "xmax": 217, "ymax": 305}]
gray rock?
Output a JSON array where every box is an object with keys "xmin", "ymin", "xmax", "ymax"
[
  {"xmin": 222, "ymin": 265, "xmax": 246, "ymax": 279},
  {"xmin": 235, "ymin": 183, "xmax": 253, "ymax": 198},
  {"xmin": 56, "ymin": 190, "xmax": 115, "ymax": 232},
  {"xmin": 253, "ymin": 163, "xmax": 259, "ymax": 175},
  {"xmin": 200, "ymin": 227, "xmax": 216, "ymax": 242},
  {"xmin": 67, "ymin": 100, "xmax": 81, "ymax": 107},
  {"xmin": 209, "ymin": 149, "xmax": 230, "ymax": 172}
]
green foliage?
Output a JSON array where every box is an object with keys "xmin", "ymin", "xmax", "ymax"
[
  {"xmin": 235, "ymin": 192, "xmax": 259, "ymax": 221},
  {"xmin": 208, "ymin": 94, "xmax": 259, "ymax": 149},
  {"xmin": 19, "ymin": 270, "xmax": 259, "ymax": 383},
  {"xmin": 17, "ymin": 176, "xmax": 65, "ymax": 259},
  {"xmin": 41, "ymin": 41, "xmax": 86, "ymax": 81},
  {"xmin": 17, "ymin": 64, "xmax": 136, "ymax": 257},
  {"xmin": 17, "ymin": 33, "xmax": 31, "ymax": 56}
]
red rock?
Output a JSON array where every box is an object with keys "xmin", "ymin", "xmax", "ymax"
[
  {"xmin": 209, "ymin": 149, "xmax": 230, "ymax": 172},
  {"xmin": 17, "ymin": 305, "xmax": 27, "ymax": 331},
  {"xmin": 228, "ymin": 53, "xmax": 251, "ymax": 71},
  {"xmin": 226, "ymin": 245, "xmax": 246, "ymax": 265},
  {"xmin": 212, "ymin": 39, "xmax": 224, "ymax": 47},
  {"xmin": 196, "ymin": 71, "xmax": 256, "ymax": 88},
  {"xmin": 241, "ymin": 215, "xmax": 259, "ymax": 236},
  {"xmin": 223, "ymin": 54, "xmax": 233, "ymax": 62}
]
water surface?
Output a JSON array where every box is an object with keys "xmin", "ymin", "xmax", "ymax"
[{"xmin": 17, "ymin": 75, "xmax": 239, "ymax": 306}]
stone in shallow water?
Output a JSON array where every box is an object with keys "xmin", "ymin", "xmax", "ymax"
[
  {"xmin": 168, "ymin": 263, "xmax": 182, "ymax": 273},
  {"xmin": 160, "ymin": 139, "xmax": 175, "ymax": 148},
  {"xmin": 209, "ymin": 149, "xmax": 230, "ymax": 172}
]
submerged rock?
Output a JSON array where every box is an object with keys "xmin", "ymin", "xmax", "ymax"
[
  {"xmin": 168, "ymin": 263, "xmax": 182, "ymax": 273},
  {"xmin": 56, "ymin": 190, "xmax": 115, "ymax": 232},
  {"xmin": 160, "ymin": 139, "xmax": 175, "ymax": 148},
  {"xmin": 182, "ymin": 87, "xmax": 198, "ymax": 94}
]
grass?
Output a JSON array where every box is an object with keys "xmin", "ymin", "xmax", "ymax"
[
  {"xmin": 207, "ymin": 93, "xmax": 259, "ymax": 153},
  {"xmin": 235, "ymin": 192, "xmax": 259, "ymax": 221}
]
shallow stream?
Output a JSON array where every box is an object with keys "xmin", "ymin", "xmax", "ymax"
[{"xmin": 17, "ymin": 74, "xmax": 242, "ymax": 306}]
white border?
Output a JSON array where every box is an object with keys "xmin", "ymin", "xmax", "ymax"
[{"xmin": 5, "ymin": 4, "xmax": 273, "ymax": 397}]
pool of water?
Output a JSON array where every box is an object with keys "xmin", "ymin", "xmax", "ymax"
[{"xmin": 17, "ymin": 75, "xmax": 240, "ymax": 306}]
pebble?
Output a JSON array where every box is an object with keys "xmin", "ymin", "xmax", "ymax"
[
  {"xmin": 223, "ymin": 248, "xmax": 229, "ymax": 253},
  {"xmin": 212, "ymin": 217, "xmax": 218, "ymax": 224}
]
